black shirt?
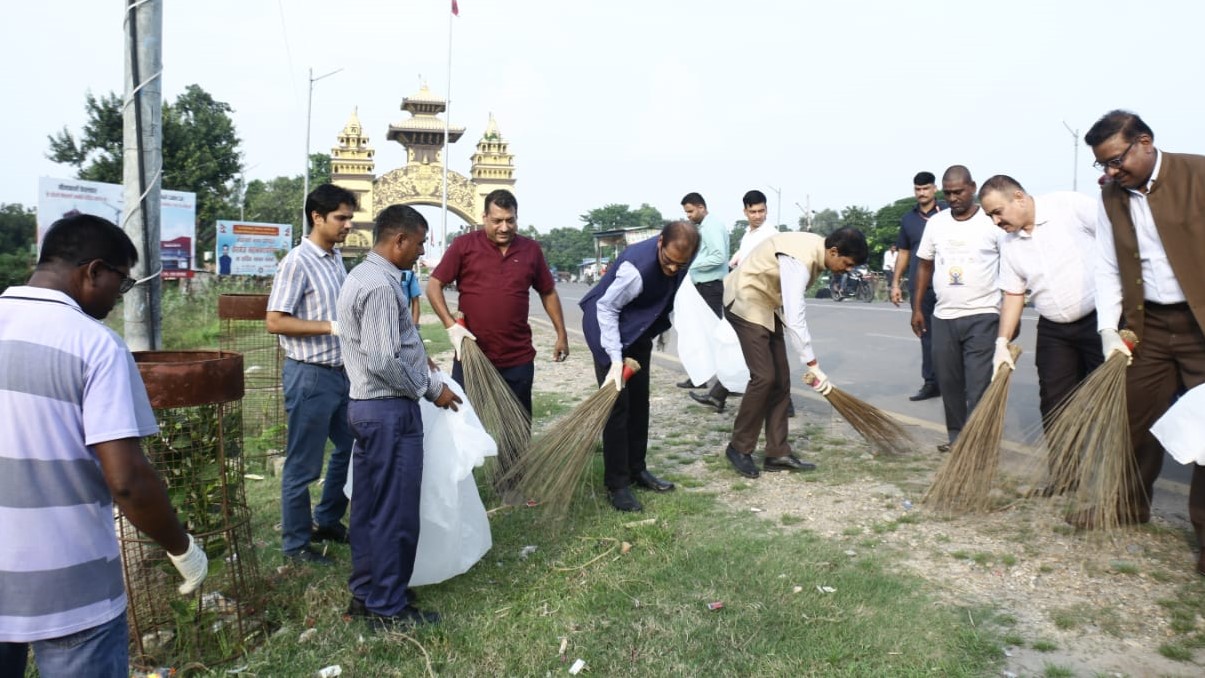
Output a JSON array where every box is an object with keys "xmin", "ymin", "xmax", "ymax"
[{"xmin": 896, "ymin": 201, "xmax": 947, "ymax": 292}]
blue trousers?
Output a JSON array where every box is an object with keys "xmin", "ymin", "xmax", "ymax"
[
  {"xmin": 0, "ymin": 611, "xmax": 127, "ymax": 677},
  {"xmin": 918, "ymin": 286, "xmax": 938, "ymax": 386},
  {"xmin": 280, "ymin": 359, "xmax": 354, "ymax": 553},
  {"xmin": 347, "ymin": 397, "xmax": 424, "ymax": 616}
]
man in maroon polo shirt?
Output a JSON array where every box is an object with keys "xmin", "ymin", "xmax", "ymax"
[{"xmin": 427, "ymin": 187, "xmax": 570, "ymax": 416}]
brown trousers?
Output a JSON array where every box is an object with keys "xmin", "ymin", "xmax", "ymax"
[
  {"xmin": 1126, "ymin": 303, "xmax": 1205, "ymax": 547},
  {"xmin": 728, "ymin": 312, "xmax": 792, "ymax": 458}
]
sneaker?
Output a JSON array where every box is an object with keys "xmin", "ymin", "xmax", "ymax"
[
  {"xmin": 311, "ymin": 522, "xmax": 349, "ymax": 544},
  {"xmin": 284, "ymin": 545, "xmax": 333, "ymax": 566}
]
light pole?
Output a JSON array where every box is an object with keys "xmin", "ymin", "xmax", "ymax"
[
  {"xmin": 795, "ymin": 199, "xmax": 814, "ymax": 232},
  {"xmin": 303, "ymin": 66, "xmax": 344, "ymax": 235},
  {"xmin": 1062, "ymin": 120, "xmax": 1079, "ymax": 191},
  {"xmin": 767, "ymin": 184, "xmax": 782, "ymax": 229}
]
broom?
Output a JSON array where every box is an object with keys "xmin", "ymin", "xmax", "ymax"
[
  {"xmin": 922, "ymin": 343, "xmax": 1023, "ymax": 514},
  {"xmin": 454, "ymin": 314, "xmax": 532, "ymax": 496},
  {"xmin": 1039, "ymin": 330, "xmax": 1143, "ymax": 533},
  {"xmin": 502, "ymin": 358, "xmax": 641, "ymax": 521},
  {"xmin": 807, "ymin": 375, "xmax": 914, "ymax": 456}
]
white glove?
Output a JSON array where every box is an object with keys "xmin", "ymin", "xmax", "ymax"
[
  {"xmin": 804, "ymin": 364, "xmax": 833, "ymax": 396},
  {"xmin": 602, "ymin": 361, "xmax": 624, "ymax": 392},
  {"xmin": 991, "ymin": 338, "xmax": 1015, "ymax": 382},
  {"xmin": 446, "ymin": 323, "xmax": 477, "ymax": 361},
  {"xmin": 1100, "ymin": 328, "xmax": 1133, "ymax": 365},
  {"xmin": 328, "ymin": 320, "xmax": 339, "ymax": 336},
  {"xmin": 168, "ymin": 534, "xmax": 208, "ymax": 595}
]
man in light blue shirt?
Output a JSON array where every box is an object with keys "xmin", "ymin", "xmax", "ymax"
[{"xmin": 680, "ymin": 192, "xmax": 732, "ymax": 409}]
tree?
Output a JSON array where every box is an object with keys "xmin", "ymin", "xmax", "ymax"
[
  {"xmin": 240, "ymin": 154, "xmax": 340, "ymax": 233},
  {"xmin": 48, "ymin": 84, "xmax": 243, "ymax": 254},
  {"xmin": 579, "ymin": 203, "xmax": 664, "ymax": 231},
  {"xmin": 729, "ymin": 220, "xmax": 748, "ymax": 254},
  {"xmin": 0, "ymin": 203, "xmax": 37, "ymax": 290},
  {"xmin": 871, "ymin": 197, "xmax": 915, "ymax": 270},
  {"xmin": 534, "ymin": 226, "xmax": 595, "ymax": 274},
  {"xmin": 806, "ymin": 208, "xmax": 841, "ymax": 235}
]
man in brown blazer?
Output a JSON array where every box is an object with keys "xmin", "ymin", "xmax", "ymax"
[
  {"xmin": 721, "ymin": 228, "xmax": 868, "ymax": 479},
  {"xmin": 1086, "ymin": 110, "xmax": 1205, "ymax": 576}
]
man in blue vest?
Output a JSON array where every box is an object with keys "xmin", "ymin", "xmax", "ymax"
[{"xmin": 581, "ymin": 221, "xmax": 701, "ymax": 512}]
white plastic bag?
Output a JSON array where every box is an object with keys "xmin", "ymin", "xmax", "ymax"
[
  {"xmin": 1152, "ymin": 384, "xmax": 1205, "ymax": 466},
  {"xmin": 712, "ymin": 317, "xmax": 751, "ymax": 393},
  {"xmin": 673, "ymin": 280, "xmax": 718, "ymax": 386},
  {"xmin": 343, "ymin": 380, "xmax": 496, "ymax": 586}
]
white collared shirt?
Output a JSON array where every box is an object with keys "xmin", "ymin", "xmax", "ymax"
[
  {"xmin": 999, "ymin": 192, "xmax": 1098, "ymax": 323},
  {"xmin": 730, "ymin": 224, "xmax": 776, "ymax": 269},
  {"xmin": 1095, "ymin": 150, "xmax": 1188, "ymax": 331},
  {"xmin": 916, "ymin": 207, "xmax": 1003, "ymax": 320}
]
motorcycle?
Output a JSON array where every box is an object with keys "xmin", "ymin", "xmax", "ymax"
[{"xmin": 829, "ymin": 265, "xmax": 874, "ymax": 303}]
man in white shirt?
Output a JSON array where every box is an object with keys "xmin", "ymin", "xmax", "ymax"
[
  {"xmin": 1085, "ymin": 110, "xmax": 1205, "ymax": 576},
  {"xmin": 882, "ymin": 245, "xmax": 898, "ymax": 277},
  {"xmin": 912, "ymin": 166, "xmax": 1002, "ymax": 449},
  {"xmin": 980, "ymin": 176, "xmax": 1102, "ymax": 489}
]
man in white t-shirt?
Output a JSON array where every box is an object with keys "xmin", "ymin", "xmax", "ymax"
[
  {"xmin": 912, "ymin": 166, "xmax": 1003, "ymax": 449},
  {"xmin": 882, "ymin": 245, "xmax": 898, "ymax": 276}
]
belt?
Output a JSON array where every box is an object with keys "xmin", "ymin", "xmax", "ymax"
[{"xmin": 1144, "ymin": 301, "xmax": 1190, "ymax": 311}]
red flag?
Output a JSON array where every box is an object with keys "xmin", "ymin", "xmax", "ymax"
[{"xmin": 451, "ymin": 0, "xmax": 459, "ymax": 16}]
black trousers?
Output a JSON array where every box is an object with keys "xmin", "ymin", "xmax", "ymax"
[
  {"xmin": 1035, "ymin": 312, "xmax": 1103, "ymax": 424},
  {"xmin": 931, "ymin": 313, "xmax": 998, "ymax": 443},
  {"xmin": 917, "ymin": 287, "xmax": 937, "ymax": 386},
  {"xmin": 594, "ymin": 335, "xmax": 654, "ymax": 490}
]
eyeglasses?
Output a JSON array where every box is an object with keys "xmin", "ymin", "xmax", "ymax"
[
  {"xmin": 1093, "ymin": 140, "xmax": 1137, "ymax": 171},
  {"xmin": 79, "ymin": 259, "xmax": 137, "ymax": 294},
  {"xmin": 658, "ymin": 244, "xmax": 691, "ymax": 271}
]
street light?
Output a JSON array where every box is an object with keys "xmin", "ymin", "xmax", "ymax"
[
  {"xmin": 1062, "ymin": 120, "xmax": 1079, "ymax": 191},
  {"xmin": 795, "ymin": 200, "xmax": 814, "ymax": 232},
  {"xmin": 766, "ymin": 184, "xmax": 782, "ymax": 229},
  {"xmin": 302, "ymin": 66, "xmax": 344, "ymax": 235}
]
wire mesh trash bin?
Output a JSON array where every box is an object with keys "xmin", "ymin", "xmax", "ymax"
[{"xmin": 218, "ymin": 294, "xmax": 285, "ymax": 473}]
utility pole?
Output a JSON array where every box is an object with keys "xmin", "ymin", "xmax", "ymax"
[
  {"xmin": 303, "ymin": 67, "xmax": 343, "ymax": 237},
  {"xmin": 766, "ymin": 184, "xmax": 782, "ymax": 229},
  {"xmin": 795, "ymin": 197, "xmax": 814, "ymax": 232},
  {"xmin": 122, "ymin": 0, "xmax": 163, "ymax": 351},
  {"xmin": 1062, "ymin": 120, "xmax": 1079, "ymax": 191}
]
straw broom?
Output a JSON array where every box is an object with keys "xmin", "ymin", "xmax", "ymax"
[
  {"xmin": 502, "ymin": 358, "xmax": 641, "ymax": 521},
  {"xmin": 807, "ymin": 377, "xmax": 914, "ymax": 456},
  {"xmin": 922, "ymin": 343, "xmax": 1023, "ymax": 513},
  {"xmin": 454, "ymin": 315, "xmax": 532, "ymax": 495},
  {"xmin": 1040, "ymin": 330, "xmax": 1143, "ymax": 533}
]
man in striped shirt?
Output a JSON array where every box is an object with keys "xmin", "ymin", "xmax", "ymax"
[
  {"xmin": 338, "ymin": 205, "xmax": 460, "ymax": 628},
  {"xmin": 267, "ymin": 184, "xmax": 357, "ymax": 565},
  {"xmin": 0, "ymin": 215, "xmax": 206, "ymax": 676}
]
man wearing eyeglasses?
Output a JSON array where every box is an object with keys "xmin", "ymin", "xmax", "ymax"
[
  {"xmin": 581, "ymin": 221, "xmax": 700, "ymax": 512},
  {"xmin": 0, "ymin": 214, "xmax": 207, "ymax": 676},
  {"xmin": 1084, "ymin": 110, "xmax": 1205, "ymax": 577}
]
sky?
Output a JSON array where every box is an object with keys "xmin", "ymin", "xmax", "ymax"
[{"xmin": 7, "ymin": 0, "xmax": 1205, "ymax": 235}]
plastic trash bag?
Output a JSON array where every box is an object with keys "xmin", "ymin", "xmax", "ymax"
[
  {"xmin": 673, "ymin": 280, "xmax": 750, "ymax": 391},
  {"xmin": 1152, "ymin": 383, "xmax": 1205, "ymax": 466},
  {"xmin": 344, "ymin": 380, "xmax": 496, "ymax": 586}
]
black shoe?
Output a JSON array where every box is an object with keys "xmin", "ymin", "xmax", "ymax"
[
  {"xmin": 284, "ymin": 545, "xmax": 333, "ymax": 566},
  {"xmin": 909, "ymin": 383, "xmax": 941, "ymax": 401},
  {"xmin": 690, "ymin": 391, "xmax": 726, "ymax": 413},
  {"xmin": 786, "ymin": 402, "xmax": 796, "ymax": 418},
  {"xmin": 634, "ymin": 470, "xmax": 675, "ymax": 492},
  {"xmin": 725, "ymin": 445, "xmax": 760, "ymax": 479},
  {"xmin": 936, "ymin": 443, "xmax": 951, "ymax": 453},
  {"xmin": 366, "ymin": 605, "xmax": 440, "ymax": 630},
  {"xmin": 609, "ymin": 486, "xmax": 643, "ymax": 512},
  {"xmin": 764, "ymin": 454, "xmax": 817, "ymax": 472},
  {"xmin": 348, "ymin": 589, "xmax": 419, "ymax": 618},
  {"xmin": 311, "ymin": 521, "xmax": 349, "ymax": 543},
  {"xmin": 677, "ymin": 378, "xmax": 702, "ymax": 389}
]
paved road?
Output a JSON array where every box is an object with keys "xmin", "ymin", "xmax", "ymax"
[{"xmin": 543, "ymin": 281, "xmax": 1191, "ymax": 498}]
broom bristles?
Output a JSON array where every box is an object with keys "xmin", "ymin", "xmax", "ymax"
[
  {"xmin": 923, "ymin": 343, "xmax": 1022, "ymax": 514},
  {"xmin": 1038, "ymin": 348, "xmax": 1144, "ymax": 534},
  {"xmin": 459, "ymin": 338, "xmax": 532, "ymax": 494},
  {"xmin": 823, "ymin": 388, "xmax": 914, "ymax": 456},
  {"xmin": 503, "ymin": 358, "xmax": 641, "ymax": 523}
]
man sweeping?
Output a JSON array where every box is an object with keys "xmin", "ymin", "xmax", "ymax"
[
  {"xmin": 580, "ymin": 221, "xmax": 700, "ymax": 512},
  {"xmin": 722, "ymin": 228, "xmax": 868, "ymax": 479},
  {"xmin": 979, "ymin": 175, "xmax": 1102, "ymax": 429},
  {"xmin": 1085, "ymin": 110, "xmax": 1205, "ymax": 576}
]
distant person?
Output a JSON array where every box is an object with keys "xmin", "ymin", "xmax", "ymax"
[
  {"xmin": 679, "ymin": 192, "xmax": 729, "ymax": 395},
  {"xmin": 911, "ymin": 166, "xmax": 1002, "ymax": 451},
  {"xmin": 266, "ymin": 183, "xmax": 357, "ymax": 565},
  {"xmin": 219, "ymin": 244, "xmax": 232, "ymax": 275},
  {"xmin": 979, "ymin": 176, "xmax": 1101, "ymax": 429},
  {"xmin": 338, "ymin": 204, "xmax": 459, "ymax": 629},
  {"xmin": 691, "ymin": 190, "xmax": 774, "ymax": 413},
  {"xmin": 1084, "ymin": 110, "xmax": 1205, "ymax": 576},
  {"xmin": 891, "ymin": 171, "xmax": 947, "ymax": 401},
  {"xmin": 401, "ymin": 267, "xmax": 422, "ymax": 325},
  {"xmin": 0, "ymin": 214, "xmax": 207, "ymax": 676},
  {"xmin": 722, "ymin": 228, "xmax": 868, "ymax": 479},
  {"xmin": 882, "ymin": 244, "xmax": 898, "ymax": 277},
  {"xmin": 426, "ymin": 189, "xmax": 569, "ymax": 500},
  {"xmin": 580, "ymin": 221, "xmax": 701, "ymax": 511}
]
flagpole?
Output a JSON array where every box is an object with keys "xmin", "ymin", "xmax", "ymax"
[{"xmin": 441, "ymin": 1, "xmax": 454, "ymax": 254}]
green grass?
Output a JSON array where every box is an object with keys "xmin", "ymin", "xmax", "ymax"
[
  {"xmin": 1158, "ymin": 643, "xmax": 1194, "ymax": 661},
  {"xmin": 1043, "ymin": 664, "xmax": 1074, "ymax": 678},
  {"xmin": 1032, "ymin": 639, "xmax": 1058, "ymax": 652}
]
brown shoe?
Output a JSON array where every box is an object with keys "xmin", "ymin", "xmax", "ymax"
[{"xmin": 1064, "ymin": 507, "xmax": 1150, "ymax": 531}]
